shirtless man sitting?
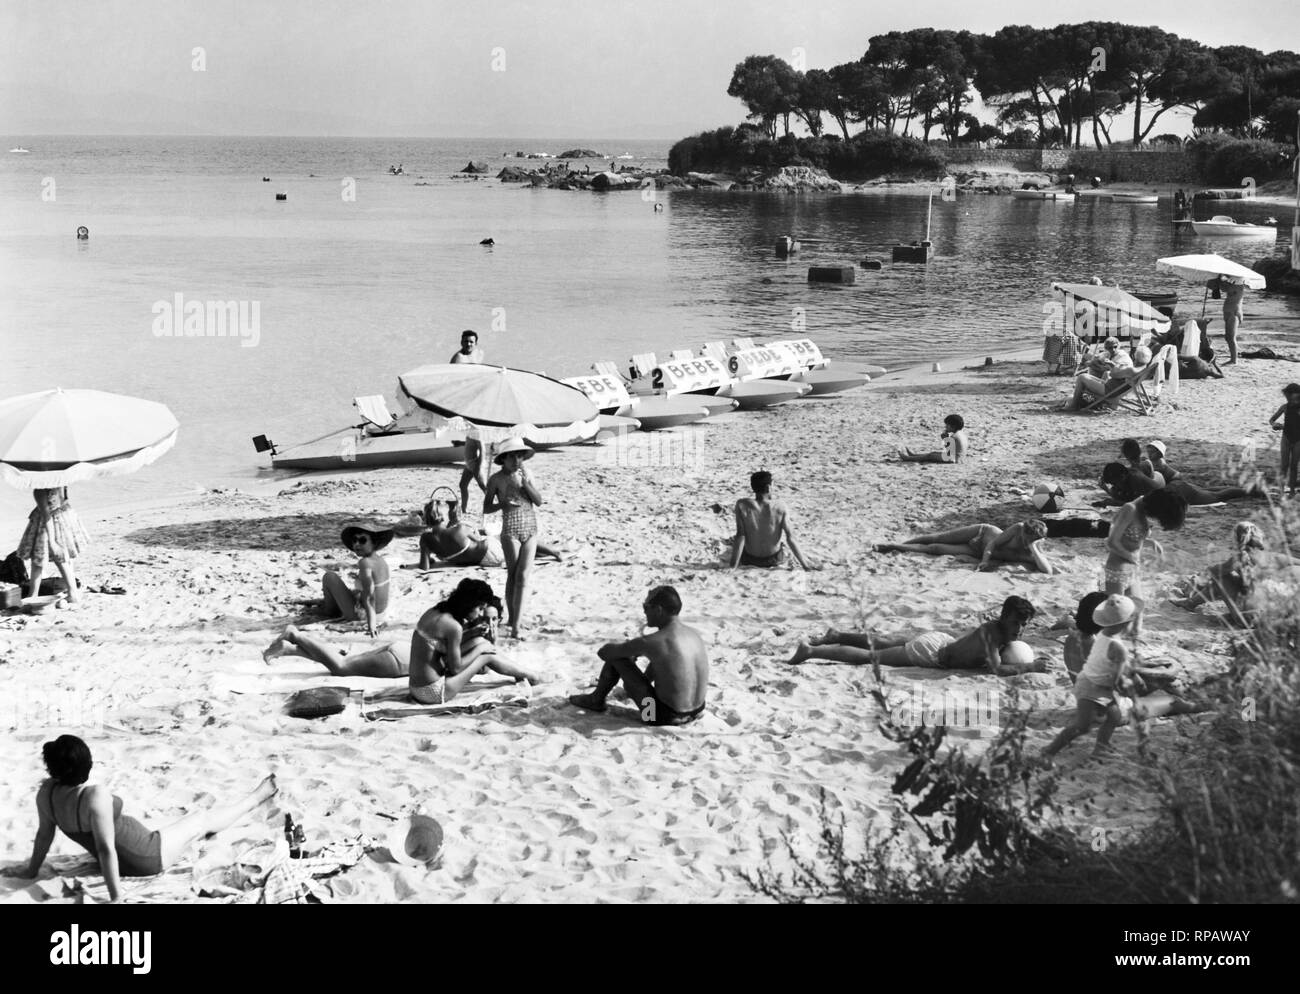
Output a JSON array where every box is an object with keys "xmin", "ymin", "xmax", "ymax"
[
  {"xmin": 731, "ymin": 471, "xmax": 816, "ymax": 570},
  {"xmin": 568, "ymin": 585, "xmax": 709, "ymax": 726},
  {"xmin": 786, "ymin": 595, "xmax": 1043, "ymax": 675}
]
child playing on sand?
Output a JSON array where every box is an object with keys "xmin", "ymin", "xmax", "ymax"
[
  {"xmin": 17, "ymin": 487, "xmax": 89, "ymax": 604},
  {"xmin": 895, "ymin": 413, "xmax": 967, "ymax": 464},
  {"xmin": 483, "ymin": 439, "xmax": 544, "ymax": 639},
  {"xmin": 731, "ymin": 470, "xmax": 816, "ymax": 570},
  {"xmin": 1268, "ymin": 382, "xmax": 1300, "ymax": 498},
  {"xmin": 787, "ymin": 596, "xmax": 1041, "ymax": 675},
  {"xmin": 1045, "ymin": 594, "xmax": 1139, "ymax": 759}
]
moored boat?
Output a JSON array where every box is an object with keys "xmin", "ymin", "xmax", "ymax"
[
  {"xmin": 1109, "ymin": 192, "xmax": 1159, "ymax": 204},
  {"xmin": 1190, "ymin": 215, "xmax": 1278, "ymax": 238},
  {"xmin": 265, "ymin": 426, "xmax": 465, "ymax": 472},
  {"xmin": 1011, "ymin": 189, "xmax": 1076, "ymax": 201}
]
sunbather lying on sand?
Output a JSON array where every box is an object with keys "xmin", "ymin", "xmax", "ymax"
[
  {"xmin": 894, "ymin": 413, "xmax": 967, "ymax": 463},
  {"xmin": 568, "ymin": 585, "xmax": 709, "ymax": 726},
  {"xmin": 263, "ymin": 598, "xmax": 508, "ymax": 677},
  {"xmin": 787, "ymin": 596, "xmax": 1043, "ymax": 675},
  {"xmin": 419, "ymin": 498, "xmax": 561, "ymax": 569},
  {"xmin": 408, "ymin": 578, "xmax": 543, "ymax": 704},
  {"xmin": 1098, "ymin": 462, "xmax": 1261, "ymax": 507},
  {"xmin": 874, "ymin": 519, "xmax": 1052, "ymax": 574}
]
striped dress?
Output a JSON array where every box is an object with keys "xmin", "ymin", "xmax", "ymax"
[{"xmin": 18, "ymin": 489, "xmax": 90, "ymax": 565}]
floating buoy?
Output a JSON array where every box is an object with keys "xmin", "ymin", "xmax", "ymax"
[
  {"xmin": 808, "ymin": 266, "xmax": 855, "ymax": 285},
  {"xmin": 479, "ymin": 237, "xmax": 495, "ymax": 246},
  {"xmin": 275, "ymin": 192, "xmax": 287, "ymax": 201},
  {"xmin": 262, "ymin": 176, "xmax": 270, "ymax": 182},
  {"xmin": 760, "ymin": 277, "xmax": 773, "ymax": 284},
  {"xmin": 75, "ymin": 226, "xmax": 89, "ymax": 240}
]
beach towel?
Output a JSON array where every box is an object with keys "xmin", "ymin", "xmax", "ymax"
[{"xmin": 361, "ymin": 681, "xmax": 531, "ymax": 720}]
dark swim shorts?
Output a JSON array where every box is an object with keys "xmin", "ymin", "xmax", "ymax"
[{"xmin": 637, "ymin": 694, "xmax": 706, "ymax": 727}]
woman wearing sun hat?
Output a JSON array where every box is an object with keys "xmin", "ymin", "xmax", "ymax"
[
  {"xmin": 1145, "ymin": 439, "xmax": 1179, "ymax": 483},
  {"xmin": 483, "ymin": 439, "xmax": 544, "ymax": 639},
  {"xmin": 321, "ymin": 520, "xmax": 393, "ymax": 637}
]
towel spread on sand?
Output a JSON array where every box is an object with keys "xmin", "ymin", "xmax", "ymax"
[{"xmin": 362, "ymin": 682, "xmax": 531, "ymax": 720}]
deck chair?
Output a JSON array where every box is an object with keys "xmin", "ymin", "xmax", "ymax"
[
  {"xmin": 353, "ymin": 395, "xmax": 398, "ymax": 432},
  {"xmin": 592, "ymin": 360, "xmax": 629, "ymax": 382},
  {"xmin": 667, "ymin": 349, "xmax": 695, "ymax": 363},
  {"xmin": 701, "ymin": 341, "xmax": 730, "ymax": 364},
  {"xmin": 1080, "ymin": 346, "xmax": 1177, "ymax": 415},
  {"xmin": 732, "ymin": 337, "xmax": 758, "ymax": 352},
  {"xmin": 628, "ymin": 352, "xmax": 658, "ymax": 380}
]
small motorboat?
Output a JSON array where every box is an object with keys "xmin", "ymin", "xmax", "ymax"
[
  {"xmin": 790, "ymin": 368, "xmax": 871, "ymax": 395},
  {"xmin": 261, "ymin": 427, "xmax": 465, "ymax": 471},
  {"xmin": 1109, "ymin": 192, "xmax": 1159, "ymax": 204},
  {"xmin": 1011, "ymin": 189, "xmax": 1076, "ymax": 201},
  {"xmin": 1190, "ymin": 216, "xmax": 1278, "ymax": 238},
  {"xmin": 9, "ymin": 147, "xmax": 30, "ymax": 153}
]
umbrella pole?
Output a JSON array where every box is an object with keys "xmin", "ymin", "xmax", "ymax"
[{"xmin": 1200, "ymin": 286, "xmax": 1209, "ymax": 320}]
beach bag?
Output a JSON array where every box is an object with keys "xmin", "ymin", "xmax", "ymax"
[
  {"xmin": 285, "ymin": 687, "xmax": 350, "ymax": 719},
  {"xmin": 0, "ymin": 552, "xmax": 29, "ymax": 588}
]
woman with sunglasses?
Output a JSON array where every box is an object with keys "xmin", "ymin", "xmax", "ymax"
[{"xmin": 320, "ymin": 521, "xmax": 392, "ymax": 637}]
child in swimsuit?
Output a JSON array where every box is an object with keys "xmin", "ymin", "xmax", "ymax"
[
  {"xmin": 1045, "ymin": 595, "xmax": 1138, "ymax": 759},
  {"xmin": 3, "ymin": 735, "xmax": 276, "ymax": 902},
  {"xmin": 1268, "ymin": 382, "xmax": 1300, "ymax": 497},
  {"xmin": 483, "ymin": 439, "xmax": 545, "ymax": 639},
  {"xmin": 896, "ymin": 413, "xmax": 968, "ymax": 464}
]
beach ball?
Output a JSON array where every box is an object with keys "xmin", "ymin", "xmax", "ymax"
[
  {"xmin": 1000, "ymin": 641, "xmax": 1035, "ymax": 667},
  {"xmin": 1031, "ymin": 484, "xmax": 1066, "ymax": 513}
]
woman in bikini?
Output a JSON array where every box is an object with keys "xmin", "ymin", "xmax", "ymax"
[
  {"xmin": 419, "ymin": 497, "xmax": 560, "ymax": 569},
  {"xmin": 874, "ymin": 519, "xmax": 1053, "ymax": 574},
  {"xmin": 2, "ymin": 735, "xmax": 276, "ymax": 902},
  {"xmin": 483, "ymin": 439, "xmax": 544, "ymax": 639},
  {"xmin": 408, "ymin": 578, "xmax": 543, "ymax": 703},
  {"xmin": 321, "ymin": 521, "xmax": 392, "ymax": 637}
]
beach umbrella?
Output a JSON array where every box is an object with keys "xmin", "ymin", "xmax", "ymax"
[
  {"xmin": 0, "ymin": 388, "xmax": 179, "ymax": 489},
  {"xmin": 1156, "ymin": 255, "xmax": 1266, "ymax": 320},
  {"xmin": 397, "ymin": 364, "xmax": 599, "ymax": 445},
  {"xmin": 1155, "ymin": 254, "xmax": 1267, "ymax": 290},
  {"xmin": 1050, "ymin": 283, "xmax": 1171, "ymax": 336}
]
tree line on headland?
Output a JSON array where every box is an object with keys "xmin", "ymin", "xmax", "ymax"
[{"xmin": 669, "ymin": 23, "xmax": 1299, "ymax": 182}]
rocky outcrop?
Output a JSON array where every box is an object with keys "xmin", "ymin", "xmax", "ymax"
[
  {"xmin": 952, "ymin": 168, "xmax": 1053, "ymax": 193},
  {"xmin": 749, "ymin": 166, "xmax": 842, "ymax": 192},
  {"xmin": 558, "ymin": 148, "xmax": 601, "ymax": 159},
  {"xmin": 497, "ymin": 166, "xmax": 535, "ymax": 183},
  {"xmin": 589, "ymin": 171, "xmax": 641, "ymax": 191},
  {"xmin": 461, "ymin": 161, "xmax": 490, "ymax": 174},
  {"xmin": 1254, "ymin": 252, "xmax": 1300, "ymax": 295}
]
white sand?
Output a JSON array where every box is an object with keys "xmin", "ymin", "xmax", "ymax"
[{"xmin": 2, "ymin": 336, "xmax": 1298, "ymax": 903}]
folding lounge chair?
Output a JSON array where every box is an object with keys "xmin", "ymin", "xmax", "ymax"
[
  {"xmin": 628, "ymin": 352, "xmax": 658, "ymax": 381},
  {"xmin": 353, "ymin": 395, "xmax": 398, "ymax": 433},
  {"xmin": 592, "ymin": 360, "xmax": 628, "ymax": 382},
  {"xmin": 1079, "ymin": 346, "xmax": 1178, "ymax": 415}
]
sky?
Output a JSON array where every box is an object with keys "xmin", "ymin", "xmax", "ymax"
[{"xmin": 2, "ymin": 0, "xmax": 1297, "ymax": 138}]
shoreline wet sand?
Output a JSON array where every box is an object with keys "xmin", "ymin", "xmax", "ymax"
[{"xmin": 3, "ymin": 330, "xmax": 1300, "ymax": 902}]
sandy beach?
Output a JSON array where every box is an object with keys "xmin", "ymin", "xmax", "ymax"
[{"xmin": 4, "ymin": 316, "xmax": 1299, "ymax": 904}]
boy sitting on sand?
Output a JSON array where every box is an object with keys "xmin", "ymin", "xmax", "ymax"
[
  {"xmin": 731, "ymin": 470, "xmax": 816, "ymax": 570},
  {"xmin": 787, "ymin": 595, "xmax": 1042, "ymax": 675},
  {"xmin": 894, "ymin": 413, "xmax": 967, "ymax": 463},
  {"xmin": 568, "ymin": 585, "xmax": 709, "ymax": 726}
]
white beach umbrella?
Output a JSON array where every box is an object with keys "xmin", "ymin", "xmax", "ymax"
[
  {"xmin": 1155, "ymin": 255, "xmax": 1267, "ymax": 289},
  {"xmin": 0, "ymin": 388, "xmax": 179, "ymax": 489}
]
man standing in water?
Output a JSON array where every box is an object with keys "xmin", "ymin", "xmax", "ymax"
[
  {"xmin": 568, "ymin": 586, "xmax": 709, "ymax": 726},
  {"xmin": 731, "ymin": 470, "xmax": 817, "ymax": 569},
  {"xmin": 450, "ymin": 329, "xmax": 484, "ymax": 364}
]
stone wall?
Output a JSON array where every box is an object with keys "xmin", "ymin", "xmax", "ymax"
[
  {"xmin": 1040, "ymin": 149, "xmax": 1200, "ymax": 183},
  {"xmin": 936, "ymin": 147, "xmax": 1043, "ymax": 170},
  {"xmin": 935, "ymin": 147, "xmax": 1201, "ymax": 182}
]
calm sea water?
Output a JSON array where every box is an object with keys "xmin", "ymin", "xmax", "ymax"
[{"xmin": 1, "ymin": 135, "xmax": 1297, "ymax": 519}]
